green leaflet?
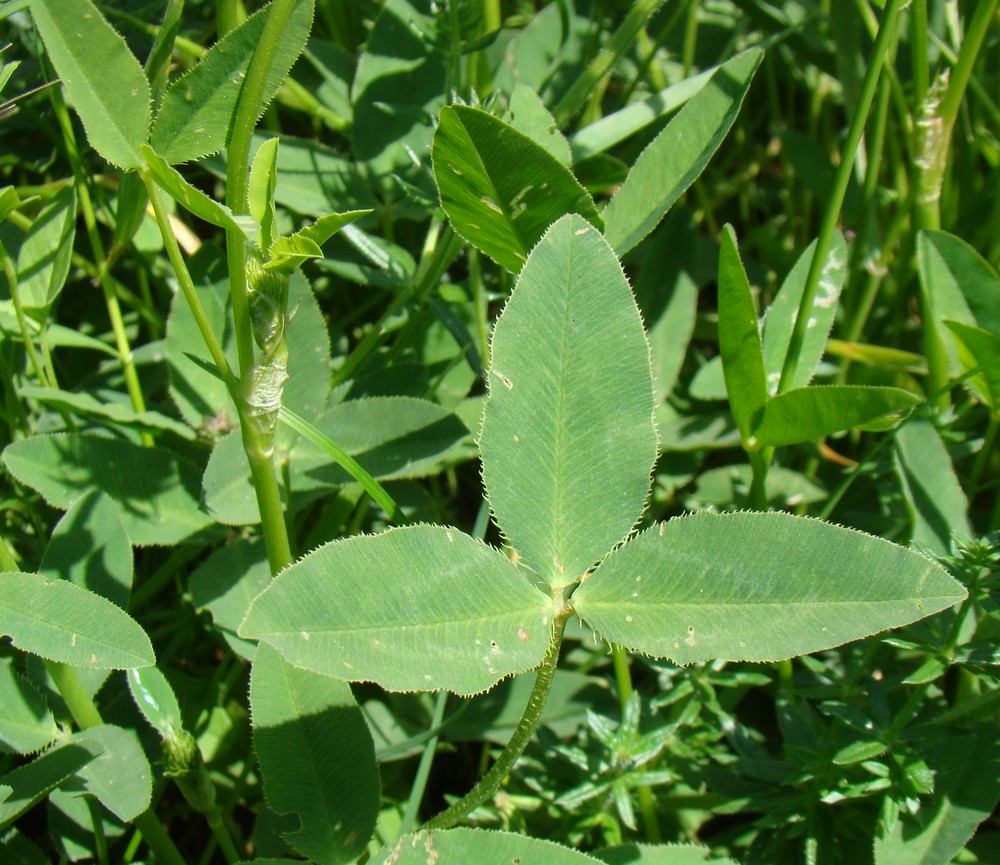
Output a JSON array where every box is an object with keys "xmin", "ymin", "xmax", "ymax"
[
  {"xmin": 894, "ymin": 417, "xmax": 971, "ymax": 556},
  {"xmin": 594, "ymin": 843, "xmax": 740, "ymax": 865},
  {"xmin": 505, "ymin": 85, "xmax": 572, "ymax": 164},
  {"xmin": 250, "ymin": 643, "xmax": 379, "ymax": 864},
  {"xmin": 372, "ymin": 828, "xmax": 605, "ymax": 865},
  {"xmin": 0, "ymin": 662, "xmax": 59, "ymax": 755},
  {"xmin": 127, "ymin": 668, "xmax": 183, "ymax": 739},
  {"xmin": 762, "ymin": 232, "xmax": 847, "ymax": 393},
  {"xmin": 603, "ymin": 49, "xmax": 763, "ymax": 255},
  {"xmin": 61, "ymin": 725, "xmax": 151, "ymax": 823},
  {"xmin": 479, "ymin": 215, "xmax": 657, "ymax": 587},
  {"xmin": 38, "ymin": 491, "xmax": 132, "ymax": 609},
  {"xmin": 752, "ymin": 385, "xmax": 920, "ymax": 448},
  {"xmin": 945, "ymin": 320, "xmax": 1000, "ymax": 409},
  {"xmin": 150, "ymin": 0, "xmax": 315, "ymax": 164},
  {"xmin": 29, "ymin": 0, "xmax": 150, "ymax": 169},
  {"xmin": 0, "ymin": 573, "xmax": 154, "ymax": 669},
  {"xmin": 716, "ymin": 225, "xmax": 767, "ymax": 442},
  {"xmin": 0, "ymin": 741, "xmax": 103, "ymax": 829},
  {"xmin": 240, "ymin": 525, "xmax": 553, "ymax": 696},
  {"xmin": 3, "ymin": 433, "xmax": 213, "ymax": 546},
  {"xmin": 15, "ymin": 185, "xmax": 76, "ymax": 317},
  {"xmin": 571, "ymin": 512, "xmax": 966, "ymax": 665},
  {"xmin": 433, "ymin": 105, "xmax": 601, "ymax": 272}
]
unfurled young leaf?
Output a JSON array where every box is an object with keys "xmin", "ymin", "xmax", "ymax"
[
  {"xmin": 29, "ymin": 0, "xmax": 151, "ymax": 169},
  {"xmin": 479, "ymin": 214, "xmax": 657, "ymax": 587},
  {"xmin": 572, "ymin": 512, "xmax": 966, "ymax": 665},
  {"xmin": 433, "ymin": 106, "xmax": 602, "ymax": 272}
]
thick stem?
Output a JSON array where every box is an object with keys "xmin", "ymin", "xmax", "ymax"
[
  {"xmin": 777, "ymin": 0, "xmax": 902, "ymax": 394},
  {"xmin": 423, "ymin": 609, "xmax": 571, "ymax": 830}
]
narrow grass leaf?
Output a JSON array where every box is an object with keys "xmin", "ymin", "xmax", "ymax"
[
  {"xmin": 603, "ymin": 49, "xmax": 762, "ymax": 255},
  {"xmin": 945, "ymin": 320, "xmax": 1000, "ymax": 409},
  {"xmin": 753, "ymin": 385, "xmax": 920, "ymax": 448},
  {"xmin": 15, "ymin": 185, "xmax": 76, "ymax": 317},
  {"xmin": 572, "ymin": 511, "xmax": 966, "ymax": 664},
  {"xmin": 29, "ymin": 0, "xmax": 150, "ymax": 169},
  {"xmin": 250, "ymin": 643, "xmax": 378, "ymax": 864},
  {"xmin": 150, "ymin": 0, "xmax": 314, "ymax": 164},
  {"xmin": 3, "ymin": 433, "xmax": 213, "ymax": 546},
  {"xmin": 894, "ymin": 417, "xmax": 971, "ymax": 555},
  {"xmin": 39, "ymin": 491, "xmax": 132, "ymax": 609},
  {"xmin": 716, "ymin": 225, "xmax": 767, "ymax": 443},
  {"xmin": 0, "ymin": 573, "xmax": 154, "ymax": 668},
  {"xmin": 0, "ymin": 663, "xmax": 59, "ymax": 755},
  {"xmin": 61, "ymin": 725, "xmax": 150, "ymax": 822},
  {"xmin": 762, "ymin": 232, "xmax": 847, "ymax": 393},
  {"xmin": 373, "ymin": 828, "xmax": 605, "ymax": 865},
  {"xmin": 479, "ymin": 215, "xmax": 657, "ymax": 587},
  {"xmin": 240, "ymin": 525, "xmax": 553, "ymax": 696},
  {"xmin": 0, "ymin": 741, "xmax": 102, "ymax": 829},
  {"xmin": 433, "ymin": 105, "xmax": 601, "ymax": 272}
]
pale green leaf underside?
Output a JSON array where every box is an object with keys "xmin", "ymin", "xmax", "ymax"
[
  {"xmin": 3, "ymin": 433, "xmax": 213, "ymax": 546},
  {"xmin": 373, "ymin": 828, "xmax": 604, "ymax": 865},
  {"xmin": 479, "ymin": 215, "xmax": 657, "ymax": 587},
  {"xmin": 433, "ymin": 105, "xmax": 602, "ymax": 272},
  {"xmin": 29, "ymin": 0, "xmax": 150, "ymax": 169},
  {"xmin": 604, "ymin": 48, "xmax": 762, "ymax": 255},
  {"xmin": 572, "ymin": 512, "xmax": 965, "ymax": 664},
  {"xmin": 0, "ymin": 573, "xmax": 154, "ymax": 669},
  {"xmin": 16, "ymin": 185, "xmax": 76, "ymax": 315},
  {"xmin": 241, "ymin": 526, "xmax": 553, "ymax": 696},
  {"xmin": 250, "ymin": 643, "xmax": 378, "ymax": 864},
  {"xmin": 753, "ymin": 385, "xmax": 919, "ymax": 448}
]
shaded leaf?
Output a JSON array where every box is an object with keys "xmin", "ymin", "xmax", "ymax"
[
  {"xmin": 15, "ymin": 185, "xmax": 76, "ymax": 317},
  {"xmin": 479, "ymin": 215, "xmax": 657, "ymax": 587},
  {"xmin": 0, "ymin": 662, "xmax": 58, "ymax": 755},
  {"xmin": 0, "ymin": 741, "xmax": 102, "ymax": 829},
  {"xmin": 572, "ymin": 512, "xmax": 966, "ymax": 664},
  {"xmin": 945, "ymin": 319, "xmax": 1000, "ymax": 409},
  {"xmin": 61, "ymin": 725, "xmax": 150, "ymax": 823},
  {"xmin": 250, "ymin": 643, "xmax": 378, "ymax": 864},
  {"xmin": 433, "ymin": 105, "xmax": 601, "ymax": 272},
  {"xmin": 241, "ymin": 525, "xmax": 553, "ymax": 696}
]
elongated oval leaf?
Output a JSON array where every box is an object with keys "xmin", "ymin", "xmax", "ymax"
[
  {"xmin": 250, "ymin": 643, "xmax": 379, "ymax": 863},
  {"xmin": 16, "ymin": 185, "xmax": 76, "ymax": 317},
  {"xmin": 62, "ymin": 725, "xmax": 150, "ymax": 822},
  {"xmin": 945, "ymin": 319, "xmax": 1000, "ymax": 408},
  {"xmin": 717, "ymin": 225, "xmax": 767, "ymax": 442},
  {"xmin": 753, "ymin": 385, "xmax": 920, "ymax": 448},
  {"xmin": 0, "ymin": 663, "xmax": 59, "ymax": 755},
  {"xmin": 433, "ymin": 105, "xmax": 601, "ymax": 272},
  {"xmin": 0, "ymin": 573, "xmax": 154, "ymax": 668},
  {"xmin": 150, "ymin": 0, "xmax": 314, "ymax": 164},
  {"xmin": 241, "ymin": 525, "xmax": 553, "ymax": 696},
  {"xmin": 479, "ymin": 215, "xmax": 657, "ymax": 587},
  {"xmin": 894, "ymin": 417, "xmax": 971, "ymax": 556},
  {"xmin": 3, "ymin": 433, "xmax": 214, "ymax": 546},
  {"xmin": 127, "ymin": 668, "xmax": 183, "ymax": 739},
  {"xmin": 572, "ymin": 512, "xmax": 966, "ymax": 664},
  {"xmin": 603, "ymin": 49, "xmax": 762, "ymax": 255},
  {"xmin": 373, "ymin": 828, "xmax": 604, "ymax": 865},
  {"xmin": 762, "ymin": 231, "xmax": 847, "ymax": 393},
  {"xmin": 29, "ymin": 0, "xmax": 150, "ymax": 169}
]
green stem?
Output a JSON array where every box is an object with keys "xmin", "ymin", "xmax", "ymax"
[
  {"xmin": 423, "ymin": 609, "xmax": 571, "ymax": 830},
  {"xmin": 49, "ymin": 89, "xmax": 152, "ymax": 445},
  {"xmin": 777, "ymin": 0, "xmax": 902, "ymax": 394},
  {"xmin": 909, "ymin": 0, "xmax": 929, "ymax": 109},
  {"xmin": 44, "ymin": 661, "xmax": 188, "ymax": 865},
  {"xmin": 0, "ymin": 238, "xmax": 50, "ymax": 387},
  {"xmin": 400, "ymin": 691, "xmax": 450, "ymax": 835}
]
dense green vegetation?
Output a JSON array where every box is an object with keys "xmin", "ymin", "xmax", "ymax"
[{"xmin": 0, "ymin": 1, "xmax": 998, "ymax": 863}]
